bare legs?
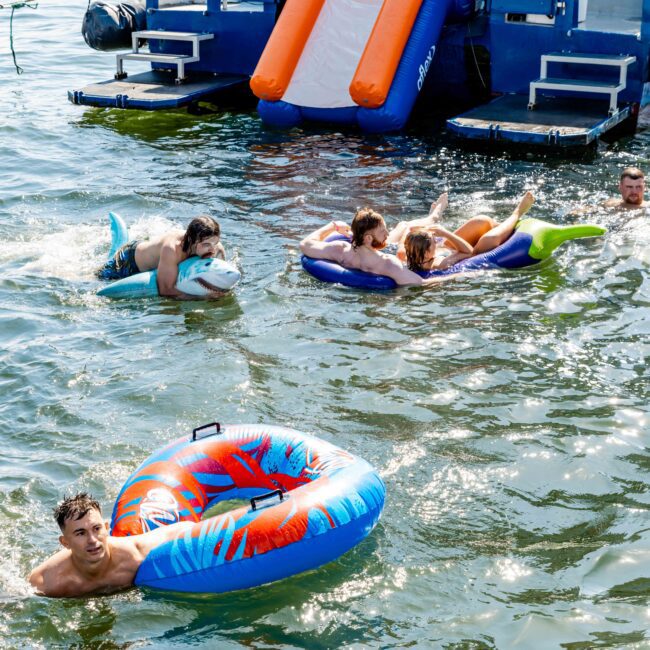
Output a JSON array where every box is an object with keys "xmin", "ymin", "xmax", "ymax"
[
  {"xmin": 471, "ymin": 191, "xmax": 535, "ymax": 254},
  {"xmin": 387, "ymin": 193, "xmax": 449, "ymax": 244},
  {"xmin": 388, "ymin": 190, "xmax": 535, "ymax": 254}
]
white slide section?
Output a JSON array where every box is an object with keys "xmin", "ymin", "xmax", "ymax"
[{"xmin": 281, "ymin": 0, "xmax": 384, "ymax": 109}]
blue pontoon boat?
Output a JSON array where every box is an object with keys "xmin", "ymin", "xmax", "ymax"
[{"xmin": 69, "ymin": 0, "xmax": 650, "ymax": 149}]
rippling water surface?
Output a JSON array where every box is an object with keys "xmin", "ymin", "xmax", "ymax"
[{"xmin": 1, "ymin": 2, "xmax": 649, "ymax": 647}]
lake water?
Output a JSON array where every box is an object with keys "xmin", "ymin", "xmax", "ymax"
[{"xmin": 0, "ymin": 2, "xmax": 649, "ymax": 648}]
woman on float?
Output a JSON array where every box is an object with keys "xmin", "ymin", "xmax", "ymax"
[{"xmin": 398, "ymin": 191, "xmax": 536, "ymax": 272}]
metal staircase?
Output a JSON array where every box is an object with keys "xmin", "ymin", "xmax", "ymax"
[
  {"xmin": 115, "ymin": 30, "xmax": 214, "ymax": 84},
  {"xmin": 528, "ymin": 52, "xmax": 636, "ymax": 115}
]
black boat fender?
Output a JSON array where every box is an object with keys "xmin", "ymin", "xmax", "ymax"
[{"xmin": 81, "ymin": 0, "xmax": 146, "ymax": 51}]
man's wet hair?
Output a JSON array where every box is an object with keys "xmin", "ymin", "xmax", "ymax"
[
  {"xmin": 54, "ymin": 493, "xmax": 102, "ymax": 531},
  {"xmin": 181, "ymin": 215, "xmax": 221, "ymax": 254},
  {"xmin": 620, "ymin": 167, "xmax": 645, "ymax": 181},
  {"xmin": 351, "ymin": 207, "xmax": 383, "ymax": 249}
]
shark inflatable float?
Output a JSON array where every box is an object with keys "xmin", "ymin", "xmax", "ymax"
[
  {"xmin": 97, "ymin": 212, "xmax": 241, "ymax": 299},
  {"xmin": 302, "ymin": 217, "xmax": 606, "ymax": 289}
]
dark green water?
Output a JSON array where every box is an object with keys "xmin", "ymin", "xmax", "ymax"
[{"xmin": 0, "ymin": 1, "xmax": 649, "ymax": 647}]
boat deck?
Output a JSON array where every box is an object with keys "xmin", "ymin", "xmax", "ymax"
[
  {"xmin": 69, "ymin": 70, "xmax": 248, "ymax": 110},
  {"xmin": 446, "ymin": 94, "xmax": 632, "ymax": 147}
]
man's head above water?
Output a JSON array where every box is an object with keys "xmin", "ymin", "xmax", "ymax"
[
  {"xmin": 619, "ymin": 167, "xmax": 646, "ymax": 206},
  {"xmin": 351, "ymin": 207, "xmax": 389, "ymax": 249},
  {"xmin": 181, "ymin": 215, "xmax": 222, "ymax": 258}
]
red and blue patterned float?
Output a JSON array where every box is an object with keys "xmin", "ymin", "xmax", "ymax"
[{"xmin": 110, "ymin": 423, "xmax": 385, "ymax": 593}]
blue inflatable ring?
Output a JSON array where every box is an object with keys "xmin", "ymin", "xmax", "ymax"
[{"xmin": 110, "ymin": 423, "xmax": 386, "ymax": 593}]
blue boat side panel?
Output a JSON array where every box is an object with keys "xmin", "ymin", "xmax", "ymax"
[{"xmin": 147, "ymin": 2, "xmax": 277, "ymax": 76}]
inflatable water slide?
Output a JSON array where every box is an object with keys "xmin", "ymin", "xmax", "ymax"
[{"xmin": 250, "ymin": 0, "xmax": 473, "ymax": 132}]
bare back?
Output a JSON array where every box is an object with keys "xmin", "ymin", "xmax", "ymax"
[{"xmin": 134, "ymin": 230, "xmax": 186, "ymax": 272}]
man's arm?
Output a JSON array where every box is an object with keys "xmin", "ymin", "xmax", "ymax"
[
  {"xmin": 373, "ymin": 256, "xmax": 428, "ymax": 287},
  {"xmin": 156, "ymin": 240, "xmax": 183, "ymax": 298},
  {"xmin": 156, "ymin": 242, "xmax": 223, "ymax": 300},
  {"xmin": 28, "ymin": 565, "xmax": 46, "ymax": 594},
  {"xmin": 28, "ymin": 551, "xmax": 74, "ymax": 598},
  {"xmin": 299, "ymin": 223, "xmax": 350, "ymax": 262}
]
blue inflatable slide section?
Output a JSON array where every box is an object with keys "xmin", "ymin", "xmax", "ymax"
[{"xmin": 258, "ymin": 0, "xmax": 473, "ymax": 132}]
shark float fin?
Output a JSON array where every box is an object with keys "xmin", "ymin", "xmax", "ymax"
[{"xmin": 108, "ymin": 212, "xmax": 129, "ymax": 259}]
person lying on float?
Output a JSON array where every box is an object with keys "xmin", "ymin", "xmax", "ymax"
[
  {"xmin": 299, "ymin": 191, "xmax": 534, "ymax": 286},
  {"xmin": 397, "ymin": 191, "xmax": 535, "ymax": 272},
  {"xmin": 97, "ymin": 215, "xmax": 226, "ymax": 300}
]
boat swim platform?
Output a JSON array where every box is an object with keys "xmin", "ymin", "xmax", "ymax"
[
  {"xmin": 446, "ymin": 94, "xmax": 633, "ymax": 148},
  {"xmin": 68, "ymin": 70, "xmax": 249, "ymax": 110}
]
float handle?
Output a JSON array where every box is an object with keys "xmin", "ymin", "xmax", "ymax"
[
  {"xmin": 250, "ymin": 489, "xmax": 284, "ymax": 511},
  {"xmin": 192, "ymin": 422, "xmax": 221, "ymax": 441}
]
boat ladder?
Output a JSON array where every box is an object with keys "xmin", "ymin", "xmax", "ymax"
[
  {"xmin": 115, "ymin": 30, "xmax": 214, "ymax": 84},
  {"xmin": 528, "ymin": 52, "xmax": 636, "ymax": 116}
]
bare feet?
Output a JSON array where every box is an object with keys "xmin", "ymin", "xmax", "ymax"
[
  {"xmin": 513, "ymin": 191, "xmax": 535, "ymax": 219},
  {"xmin": 471, "ymin": 191, "xmax": 535, "ymax": 255},
  {"xmin": 428, "ymin": 192, "xmax": 448, "ymax": 222}
]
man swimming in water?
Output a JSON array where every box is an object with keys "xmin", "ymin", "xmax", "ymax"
[
  {"xmin": 96, "ymin": 215, "xmax": 226, "ymax": 299},
  {"xmin": 28, "ymin": 493, "xmax": 191, "ymax": 598},
  {"xmin": 603, "ymin": 167, "xmax": 647, "ymax": 210},
  {"xmin": 299, "ymin": 192, "xmax": 534, "ymax": 286}
]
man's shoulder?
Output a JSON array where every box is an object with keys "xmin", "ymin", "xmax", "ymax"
[{"xmin": 29, "ymin": 553, "xmax": 80, "ymax": 597}]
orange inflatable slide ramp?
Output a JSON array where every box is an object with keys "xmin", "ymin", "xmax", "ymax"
[
  {"xmin": 250, "ymin": 0, "xmax": 326, "ymax": 102},
  {"xmin": 350, "ymin": 0, "xmax": 424, "ymax": 109}
]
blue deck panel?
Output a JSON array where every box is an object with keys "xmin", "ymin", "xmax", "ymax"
[
  {"xmin": 447, "ymin": 94, "xmax": 633, "ymax": 147},
  {"xmin": 69, "ymin": 71, "xmax": 248, "ymax": 110}
]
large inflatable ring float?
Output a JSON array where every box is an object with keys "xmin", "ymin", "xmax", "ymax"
[{"xmin": 110, "ymin": 423, "xmax": 386, "ymax": 593}]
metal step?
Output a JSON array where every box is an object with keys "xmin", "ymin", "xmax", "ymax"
[
  {"xmin": 541, "ymin": 52, "xmax": 636, "ymax": 67},
  {"xmin": 118, "ymin": 53, "xmax": 197, "ymax": 64},
  {"xmin": 529, "ymin": 53, "xmax": 636, "ymax": 116},
  {"xmin": 529, "ymin": 77, "xmax": 624, "ymax": 115},
  {"xmin": 116, "ymin": 30, "xmax": 214, "ymax": 84},
  {"xmin": 133, "ymin": 30, "xmax": 214, "ymax": 43}
]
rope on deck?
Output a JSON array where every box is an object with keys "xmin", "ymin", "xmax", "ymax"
[{"xmin": 0, "ymin": 0, "xmax": 38, "ymax": 74}]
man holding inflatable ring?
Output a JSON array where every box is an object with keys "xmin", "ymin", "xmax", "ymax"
[{"xmin": 28, "ymin": 493, "xmax": 191, "ymax": 598}]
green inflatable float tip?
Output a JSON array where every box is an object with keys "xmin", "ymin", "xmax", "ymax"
[{"xmin": 515, "ymin": 218, "xmax": 606, "ymax": 261}]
